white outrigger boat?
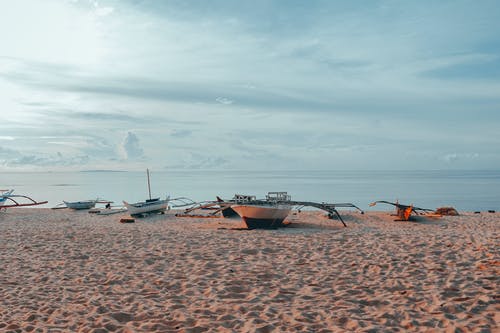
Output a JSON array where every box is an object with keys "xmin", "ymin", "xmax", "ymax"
[
  {"xmin": 64, "ymin": 200, "xmax": 97, "ymax": 210},
  {"xmin": 52, "ymin": 199, "xmax": 113, "ymax": 210},
  {"xmin": 123, "ymin": 169, "xmax": 170, "ymax": 217},
  {"xmin": 123, "ymin": 197, "xmax": 170, "ymax": 217}
]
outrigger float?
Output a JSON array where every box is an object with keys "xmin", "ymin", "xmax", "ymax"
[
  {"xmin": 176, "ymin": 192, "xmax": 364, "ymax": 228},
  {"xmin": 0, "ymin": 190, "xmax": 48, "ymax": 210}
]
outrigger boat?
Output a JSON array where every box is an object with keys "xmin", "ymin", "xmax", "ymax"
[
  {"xmin": 0, "ymin": 190, "xmax": 48, "ymax": 210},
  {"xmin": 369, "ymin": 200, "xmax": 435, "ymax": 221},
  {"xmin": 52, "ymin": 199, "xmax": 113, "ymax": 210},
  {"xmin": 123, "ymin": 197, "xmax": 169, "ymax": 217},
  {"xmin": 64, "ymin": 200, "xmax": 98, "ymax": 210},
  {"xmin": 175, "ymin": 195, "xmax": 254, "ymax": 218},
  {"xmin": 123, "ymin": 169, "xmax": 170, "ymax": 217},
  {"xmin": 176, "ymin": 192, "xmax": 363, "ymax": 228},
  {"xmin": 231, "ymin": 192, "xmax": 292, "ymax": 229}
]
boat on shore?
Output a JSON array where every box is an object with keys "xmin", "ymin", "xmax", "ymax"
[
  {"xmin": 123, "ymin": 169, "xmax": 170, "ymax": 217},
  {"xmin": 64, "ymin": 200, "xmax": 97, "ymax": 210},
  {"xmin": 123, "ymin": 197, "xmax": 169, "ymax": 217},
  {"xmin": 231, "ymin": 192, "xmax": 292, "ymax": 229}
]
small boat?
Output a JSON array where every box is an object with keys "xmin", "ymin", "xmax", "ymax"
[
  {"xmin": 231, "ymin": 192, "xmax": 292, "ymax": 229},
  {"xmin": 64, "ymin": 200, "xmax": 97, "ymax": 210},
  {"xmin": 123, "ymin": 197, "xmax": 170, "ymax": 217},
  {"xmin": 123, "ymin": 169, "xmax": 170, "ymax": 217}
]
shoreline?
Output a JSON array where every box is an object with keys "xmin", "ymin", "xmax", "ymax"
[{"xmin": 1, "ymin": 209, "xmax": 498, "ymax": 332}]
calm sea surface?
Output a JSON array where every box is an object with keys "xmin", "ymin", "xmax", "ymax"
[{"xmin": 1, "ymin": 170, "xmax": 499, "ymax": 211}]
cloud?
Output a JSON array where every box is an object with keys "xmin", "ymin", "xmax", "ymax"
[
  {"xmin": 121, "ymin": 132, "xmax": 144, "ymax": 160},
  {"xmin": 0, "ymin": 145, "xmax": 90, "ymax": 167},
  {"xmin": 189, "ymin": 156, "xmax": 228, "ymax": 169},
  {"xmin": 1, "ymin": 58, "xmax": 340, "ymax": 112},
  {"xmin": 1, "ymin": 0, "xmax": 500, "ymax": 171},
  {"xmin": 420, "ymin": 53, "xmax": 500, "ymax": 80},
  {"xmin": 169, "ymin": 129, "xmax": 192, "ymax": 138},
  {"xmin": 166, "ymin": 152, "xmax": 228, "ymax": 169},
  {"xmin": 0, "ymin": 146, "xmax": 22, "ymax": 159},
  {"xmin": 442, "ymin": 153, "xmax": 480, "ymax": 163},
  {"xmin": 8, "ymin": 154, "xmax": 68, "ymax": 167},
  {"xmin": 95, "ymin": 6, "xmax": 114, "ymax": 17},
  {"xmin": 215, "ymin": 97, "xmax": 233, "ymax": 105}
]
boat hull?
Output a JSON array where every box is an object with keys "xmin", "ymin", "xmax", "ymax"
[
  {"xmin": 231, "ymin": 204, "xmax": 291, "ymax": 229},
  {"xmin": 221, "ymin": 206, "xmax": 239, "ymax": 218}
]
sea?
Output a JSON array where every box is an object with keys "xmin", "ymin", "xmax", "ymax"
[{"xmin": 1, "ymin": 170, "xmax": 499, "ymax": 212}]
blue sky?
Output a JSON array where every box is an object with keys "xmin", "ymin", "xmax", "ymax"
[{"xmin": 1, "ymin": 0, "xmax": 499, "ymax": 171}]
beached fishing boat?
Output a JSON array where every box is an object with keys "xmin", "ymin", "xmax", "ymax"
[
  {"xmin": 123, "ymin": 169, "xmax": 170, "ymax": 217},
  {"xmin": 64, "ymin": 200, "xmax": 97, "ymax": 210},
  {"xmin": 123, "ymin": 197, "xmax": 170, "ymax": 217},
  {"xmin": 231, "ymin": 192, "xmax": 292, "ymax": 229}
]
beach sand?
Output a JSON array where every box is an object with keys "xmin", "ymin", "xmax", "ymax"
[{"xmin": 0, "ymin": 208, "xmax": 498, "ymax": 332}]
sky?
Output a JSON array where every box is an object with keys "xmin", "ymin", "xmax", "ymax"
[{"xmin": 1, "ymin": 0, "xmax": 499, "ymax": 171}]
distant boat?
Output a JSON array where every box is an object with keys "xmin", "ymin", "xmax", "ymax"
[
  {"xmin": 64, "ymin": 200, "xmax": 97, "ymax": 210},
  {"xmin": 123, "ymin": 169, "xmax": 170, "ymax": 217},
  {"xmin": 231, "ymin": 192, "xmax": 292, "ymax": 229}
]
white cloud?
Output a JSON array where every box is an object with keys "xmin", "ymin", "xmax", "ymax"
[
  {"xmin": 215, "ymin": 97, "xmax": 233, "ymax": 105},
  {"xmin": 121, "ymin": 132, "xmax": 144, "ymax": 160},
  {"xmin": 169, "ymin": 129, "xmax": 192, "ymax": 138},
  {"xmin": 95, "ymin": 6, "xmax": 114, "ymax": 17},
  {"xmin": 0, "ymin": 145, "xmax": 90, "ymax": 168},
  {"xmin": 443, "ymin": 153, "xmax": 480, "ymax": 163}
]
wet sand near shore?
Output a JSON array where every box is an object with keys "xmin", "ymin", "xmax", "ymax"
[{"xmin": 0, "ymin": 209, "xmax": 498, "ymax": 332}]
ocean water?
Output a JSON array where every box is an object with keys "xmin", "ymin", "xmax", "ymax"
[{"xmin": 1, "ymin": 170, "xmax": 499, "ymax": 212}]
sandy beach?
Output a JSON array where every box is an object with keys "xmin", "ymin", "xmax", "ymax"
[{"xmin": 0, "ymin": 208, "xmax": 498, "ymax": 332}]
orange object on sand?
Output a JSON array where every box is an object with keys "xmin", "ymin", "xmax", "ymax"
[{"xmin": 402, "ymin": 205, "xmax": 413, "ymax": 221}]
